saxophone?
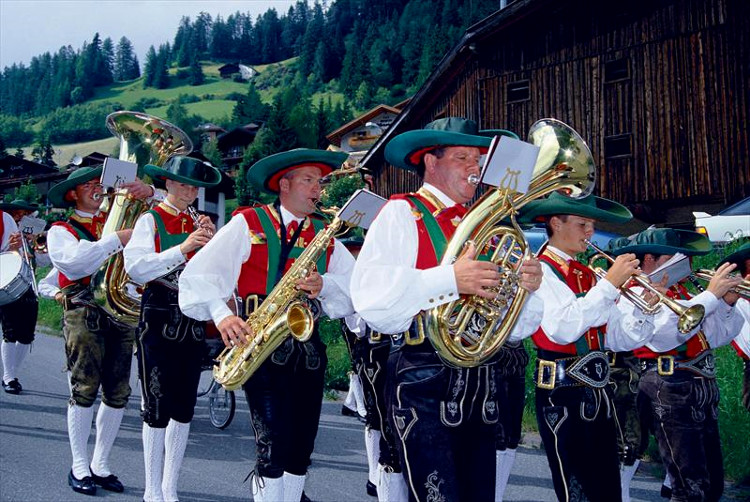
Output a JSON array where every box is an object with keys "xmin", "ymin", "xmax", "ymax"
[{"xmin": 213, "ymin": 213, "xmax": 344, "ymax": 390}]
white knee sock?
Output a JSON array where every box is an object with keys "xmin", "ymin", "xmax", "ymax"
[
  {"xmin": 343, "ymin": 372, "xmax": 357, "ymax": 411},
  {"xmin": 13, "ymin": 343, "xmax": 28, "ymax": 376},
  {"xmin": 162, "ymin": 420, "xmax": 190, "ymax": 502},
  {"xmin": 252, "ymin": 475, "xmax": 284, "ymax": 502},
  {"xmin": 620, "ymin": 459, "xmax": 640, "ymax": 502},
  {"xmin": 68, "ymin": 403, "xmax": 95, "ymax": 479},
  {"xmin": 282, "ymin": 472, "xmax": 306, "ymax": 502},
  {"xmin": 663, "ymin": 471, "xmax": 671, "ymax": 489},
  {"xmin": 2, "ymin": 340, "xmax": 16, "ymax": 382},
  {"xmin": 90, "ymin": 403, "xmax": 125, "ymax": 477},
  {"xmin": 351, "ymin": 373, "xmax": 367, "ymax": 417},
  {"xmin": 365, "ymin": 428, "xmax": 381, "ymax": 485},
  {"xmin": 143, "ymin": 424, "xmax": 166, "ymax": 502},
  {"xmin": 377, "ymin": 465, "xmax": 409, "ymax": 502},
  {"xmin": 495, "ymin": 449, "xmax": 508, "ymax": 501}
]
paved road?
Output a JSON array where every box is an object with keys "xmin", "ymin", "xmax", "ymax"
[{"xmin": 0, "ymin": 332, "xmax": 707, "ymax": 501}]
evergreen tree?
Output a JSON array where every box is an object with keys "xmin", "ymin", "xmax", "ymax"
[
  {"xmin": 153, "ymin": 44, "xmax": 170, "ymax": 89},
  {"xmin": 201, "ymin": 139, "xmax": 223, "ymax": 169},
  {"xmin": 174, "ymin": 17, "xmax": 193, "ymax": 67},
  {"xmin": 12, "ymin": 180, "xmax": 40, "ymax": 204},
  {"xmin": 188, "ymin": 56, "xmax": 205, "ymax": 86},
  {"xmin": 232, "ymin": 83, "xmax": 269, "ymax": 126},
  {"xmin": 115, "ymin": 37, "xmax": 140, "ymax": 81},
  {"xmin": 142, "ymin": 45, "xmax": 157, "ymax": 88},
  {"xmin": 99, "ymin": 37, "xmax": 115, "ymax": 85}
]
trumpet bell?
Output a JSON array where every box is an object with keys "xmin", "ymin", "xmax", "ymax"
[{"xmin": 678, "ymin": 304, "xmax": 706, "ymax": 334}]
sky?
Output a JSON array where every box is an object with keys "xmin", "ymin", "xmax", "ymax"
[{"xmin": 0, "ymin": 0, "xmax": 297, "ymax": 69}]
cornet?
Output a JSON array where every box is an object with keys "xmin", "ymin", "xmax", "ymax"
[
  {"xmin": 186, "ymin": 206, "xmax": 213, "ymax": 237},
  {"xmin": 584, "ymin": 239, "xmax": 705, "ymax": 334},
  {"xmin": 691, "ymin": 269, "xmax": 750, "ymax": 300}
]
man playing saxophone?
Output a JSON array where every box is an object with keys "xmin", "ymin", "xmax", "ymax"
[
  {"xmin": 350, "ymin": 117, "xmax": 545, "ymax": 502},
  {"xmin": 179, "ymin": 148, "xmax": 356, "ymax": 502},
  {"xmin": 46, "ymin": 166, "xmax": 155, "ymax": 496},
  {"xmin": 123, "ymin": 156, "xmax": 220, "ymax": 502}
]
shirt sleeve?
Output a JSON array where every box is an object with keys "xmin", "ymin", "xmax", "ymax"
[
  {"xmin": 733, "ymin": 299, "xmax": 750, "ymax": 356},
  {"xmin": 534, "ymin": 263, "xmax": 621, "ymax": 345},
  {"xmin": 37, "ymin": 267, "xmax": 60, "ymax": 299},
  {"xmin": 350, "ymin": 200, "xmax": 458, "ymax": 334},
  {"xmin": 506, "ymin": 290, "xmax": 545, "ymax": 342},
  {"xmin": 603, "ymin": 294, "xmax": 656, "ymax": 351},
  {"xmin": 178, "ymin": 214, "xmax": 250, "ymax": 324},
  {"xmin": 123, "ymin": 212, "xmax": 186, "ymax": 285},
  {"xmin": 1, "ymin": 213, "xmax": 18, "ymax": 251},
  {"xmin": 318, "ymin": 238, "xmax": 355, "ymax": 319},
  {"xmin": 47, "ymin": 224, "xmax": 123, "ymax": 281}
]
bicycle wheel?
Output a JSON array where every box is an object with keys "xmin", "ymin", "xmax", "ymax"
[{"xmin": 208, "ymin": 380, "xmax": 236, "ymax": 429}]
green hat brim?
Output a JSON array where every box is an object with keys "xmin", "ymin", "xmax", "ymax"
[
  {"xmin": 0, "ymin": 199, "xmax": 39, "ymax": 212},
  {"xmin": 614, "ymin": 229, "xmax": 712, "ymax": 257},
  {"xmin": 519, "ymin": 192, "xmax": 632, "ymax": 224},
  {"xmin": 48, "ymin": 166, "xmax": 103, "ymax": 208},
  {"xmin": 384, "ymin": 130, "xmax": 492, "ymax": 172},
  {"xmin": 718, "ymin": 241, "xmax": 750, "ymax": 269},
  {"xmin": 479, "ymin": 129, "xmax": 520, "ymax": 140},
  {"xmin": 247, "ymin": 149, "xmax": 349, "ymax": 194},
  {"xmin": 144, "ymin": 161, "xmax": 221, "ymax": 188}
]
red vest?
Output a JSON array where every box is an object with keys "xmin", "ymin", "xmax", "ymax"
[
  {"xmin": 0, "ymin": 210, "xmax": 5, "ymax": 244},
  {"xmin": 390, "ymin": 190, "xmax": 466, "ymax": 269},
  {"xmin": 236, "ymin": 205, "xmax": 333, "ymax": 298},
  {"xmin": 52, "ymin": 212, "xmax": 108, "ymax": 289},
  {"xmin": 149, "ymin": 204, "xmax": 195, "ymax": 258},
  {"xmin": 531, "ymin": 250, "xmax": 605, "ymax": 355},
  {"xmin": 633, "ymin": 283, "xmax": 710, "ymax": 359},
  {"xmin": 732, "ymin": 340, "xmax": 750, "ymax": 360}
]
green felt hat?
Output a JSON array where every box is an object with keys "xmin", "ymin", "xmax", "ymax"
[
  {"xmin": 0, "ymin": 199, "xmax": 39, "ymax": 212},
  {"xmin": 607, "ymin": 235, "xmax": 636, "ymax": 256},
  {"xmin": 47, "ymin": 166, "xmax": 103, "ymax": 208},
  {"xmin": 247, "ymin": 149, "xmax": 349, "ymax": 194},
  {"xmin": 384, "ymin": 117, "xmax": 492, "ymax": 172},
  {"xmin": 614, "ymin": 228, "xmax": 712, "ymax": 257},
  {"xmin": 144, "ymin": 155, "xmax": 221, "ymax": 188},
  {"xmin": 519, "ymin": 191, "xmax": 632, "ymax": 224},
  {"xmin": 718, "ymin": 241, "xmax": 750, "ymax": 270}
]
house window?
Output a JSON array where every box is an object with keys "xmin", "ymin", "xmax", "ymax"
[
  {"xmin": 604, "ymin": 133, "xmax": 632, "ymax": 158},
  {"xmin": 507, "ymin": 80, "xmax": 530, "ymax": 103},
  {"xmin": 604, "ymin": 58, "xmax": 629, "ymax": 83},
  {"xmin": 228, "ymin": 146, "xmax": 244, "ymax": 158}
]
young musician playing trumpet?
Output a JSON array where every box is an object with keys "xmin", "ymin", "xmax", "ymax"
[
  {"xmin": 123, "ymin": 155, "xmax": 220, "ymax": 502},
  {"xmin": 720, "ymin": 241, "xmax": 750, "ymax": 412}
]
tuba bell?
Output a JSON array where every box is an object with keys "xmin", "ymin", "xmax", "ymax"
[
  {"xmin": 91, "ymin": 111, "xmax": 193, "ymax": 326},
  {"xmin": 423, "ymin": 119, "xmax": 597, "ymax": 367}
]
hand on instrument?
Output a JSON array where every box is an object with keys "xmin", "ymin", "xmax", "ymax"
[
  {"xmin": 7, "ymin": 232, "xmax": 22, "ymax": 251},
  {"xmin": 217, "ymin": 315, "xmax": 253, "ymax": 347},
  {"xmin": 453, "ymin": 242, "xmax": 501, "ymax": 299},
  {"xmin": 116, "ymin": 229, "xmax": 133, "ymax": 246},
  {"xmin": 121, "ymin": 179, "xmax": 154, "ymax": 200},
  {"xmin": 605, "ymin": 253, "xmax": 640, "ymax": 289},
  {"xmin": 518, "ymin": 257, "xmax": 543, "ymax": 293},
  {"xmin": 197, "ymin": 214, "xmax": 216, "ymax": 236},
  {"xmin": 642, "ymin": 274, "xmax": 668, "ymax": 307},
  {"xmin": 180, "ymin": 228, "xmax": 211, "ymax": 255},
  {"xmin": 707, "ymin": 262, "xmax": 742, "ymax": 305},
  {"xmin": 297, "ymin": 270, "xmax": 323, "ymax": 299}
]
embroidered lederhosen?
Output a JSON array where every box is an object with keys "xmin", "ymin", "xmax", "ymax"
[{"xmin": 136, "ymin": 205, "xmax": 206, "ymax": 427}]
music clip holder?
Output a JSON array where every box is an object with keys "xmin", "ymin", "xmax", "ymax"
[
  {"xmin": 480, "ymin": 135, "xmax": 539, "ymax": 195},
  {"xmin": 337, "ymin": 189, "xmax": 387, "ymax": 230},
  {"xmin": 101, "ymin": 157, "xmax": 138, "ymax": 189}
]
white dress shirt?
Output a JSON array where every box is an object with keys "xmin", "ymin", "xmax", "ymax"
[
  {"xmin": 47, "ymin": 210, "xmax": 123, "ymax": 281},
  {"xmin": 350, "ymin": 183, "xmax": 544, "ymax": 338},
  {"xmin": 734, "ymin": 298, "xmax": 750, "ymax": 357},
  {"xmin": 535, "ymin": 245, "xmax": 655, "ymax": 351},
  {"xmin": 123, "ymin": 200, "xmax": 188, "ymax": 285},
  {"xmin": 179, "ymin": 204, "xmax": 356, "ymax": 326},
  {"xmin": 1, "ymin": 212, "xmax": 18, "ymax": 251},
  {"xmin": 37, "ymin": 267, "xmax": 61, "ymax": 299}
]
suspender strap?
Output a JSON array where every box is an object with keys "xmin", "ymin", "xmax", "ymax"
[
  {"xmin": 408, "ymin": 196, "xmax": 447, "ymax": 263},
  {"xmin": 255, "ymin": 207, "xmax": 281, "ymax": 295}
]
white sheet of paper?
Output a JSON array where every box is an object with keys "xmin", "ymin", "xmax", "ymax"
[
  {"xmin": 338, "ymin": 189, "xmax": 387, "ymax": 230},
  {"xmin": 648, "ymin": 253, "xmax": 692, "ymax": 288},
  {"xmin": 101, "ymin": 157, "xmax": 138, "ymax": 189},
  {"xmin": 480, "ymin": 136, "xmax": 539, "ymax": 194},
  {"xmin": 18, "ymin": 215, "xmax": 46, "ymax": 235}
]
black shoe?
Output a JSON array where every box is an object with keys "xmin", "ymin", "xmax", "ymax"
[
  {"xmin": 89, "ymin": 468, "xmax": 124, "ymax": 493},
  {"xmin": 68, "ymin": 470, "xmax": 96, "ymax": 496},
  {"xmin": 300, "ymin": 491, "xmax": 312, "ymax": 502},
  {"xmin": 660, "ymin": 484, "xmax": 672, "ymax": 499},
  {"xmin": 2, "ymin": 379, "xmax": 21, "ymax": 394},
  {"xmin": 366, "ymin": 480, "xmax": 378, "ymax": 497},
  {"xmin": 341, "ymin": 405, "xmax": 359, "ymax": 417}
]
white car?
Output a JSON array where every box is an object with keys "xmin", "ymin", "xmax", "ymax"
[{"xmin": 693, "ymin": 196, "xmax": 750, "ymax": 242}]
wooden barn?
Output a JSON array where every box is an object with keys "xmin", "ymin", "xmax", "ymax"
[{"xmin": 361, "ymin": 0, "xmax": 750, "ymax": 228}]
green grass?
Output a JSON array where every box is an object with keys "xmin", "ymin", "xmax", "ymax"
[
  {"xmin": 146, "ymin": 99, "xmax": 236, "ymax": 122},
  {"xmin": 34, "ymin": 266, "xmax": 63, "ymax": 332}
]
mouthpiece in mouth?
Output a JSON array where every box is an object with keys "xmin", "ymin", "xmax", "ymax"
[{"xmin": 467, "ymin": 174, "xmax": 480, "ymax": 186}]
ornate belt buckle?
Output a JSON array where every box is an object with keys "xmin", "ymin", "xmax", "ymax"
[
  {"xmin": 404, "ymin": 316, "xmax": 425, "ymax": 346},
  {"xmin": 537, "ymin": 359, "xmax": 557, "ymax": 390},
  {"xmin": 657, "ymin": 355, "xmax": 674, "ymax": 376},
  {"xmin": 369, "ymin": 331, "xmax": 382, "ymax": 342},
  {"xmin": 607, "ymin": 351, "xmax": 617, "ymax": 367}
]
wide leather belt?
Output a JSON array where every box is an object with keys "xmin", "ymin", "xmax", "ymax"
[
  {"xmin": 639, "ymin": 350, "xmax": 716, "ymax": 378},
  {"xmin": 61, "ymin": 287, "xmax": 97, "ymax": 311},
  {"xmin": 536, "ymin": 351, "xmax": 611, "ymax": 390}
]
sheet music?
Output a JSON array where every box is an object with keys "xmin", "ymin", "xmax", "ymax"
[
  {"xmin": 648, "ymin": 253, "xmax": 692, "ymax": 288},
  {"xmin": 338, "ymin": 189, "xmax": 387, "ymax": 230}
]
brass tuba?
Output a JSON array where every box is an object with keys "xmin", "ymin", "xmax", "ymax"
[
  {"xmin": 423, "ymin": 118, "xmax": 596, "ymax": 367},
  {"xmin": 91, "ymin": 111, "xmax": 193, "ymax": 326}
]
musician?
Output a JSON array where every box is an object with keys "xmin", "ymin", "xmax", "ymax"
[
  {"xmin": 0, "ymin": 199, "xmax": 40, "ymax": 394},
  {"xmin": 37, "ymin": 266, "xmax": 62, "ymax": 303},
  {"xmin": 47, "ymin": 166, "xmax": 155, "ymax": 496},
  {"xmin": 720, "ymin": 242, "xmax": 750, "ymax": 412},
  {"xmin": 519, "ymin": 192, "xmax": 658, "ymax": 502},
  {"xmin": 615, "ymin": 228, "xmax": 744, "ymax": 502},
  {"xmin": 123, "ymin": 156, "xmax": 220, "ymax": 502},
  {"xmin": 351, "ymin": 117, "xmax": 545, "ymax": 502},
  {"xmin": 179, "ymin": 148, "xmax": 356, "ymax": 502}
]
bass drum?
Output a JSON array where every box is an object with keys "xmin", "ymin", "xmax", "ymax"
[{"xmin": 0, "ymin": 252, "xmax": 32, "ymax": 306}]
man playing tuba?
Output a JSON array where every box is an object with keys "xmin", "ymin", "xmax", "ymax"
[
  {"xmin": 47, "ymin": 166, "xmax": 155, "ymax": 496},
  {"xmin": 350, "ymin": 117, "xmax": 545, "ymax": 501},
  {"xmin": 179, "ymin": 148, "xmax": 356, "ymax": 502},
  {"xmin": 123, "ymin": 156, "xmax": 220, "ymax": 502}
]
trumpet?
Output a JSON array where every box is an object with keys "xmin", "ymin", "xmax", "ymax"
[
  {"xmin": 691, "ymin": 269, "xmax": 750, "ymax": 300},
  {"xmin": 584, "ymin": 239, "xmax": 705, "ymax": 334},
  {"xmin": 186, "ymin": 206, "xmax": 213, "ymax": 237},
  {"xmin": 32, "ymin": 232, "xmax": 47, "ymax": 254}
]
